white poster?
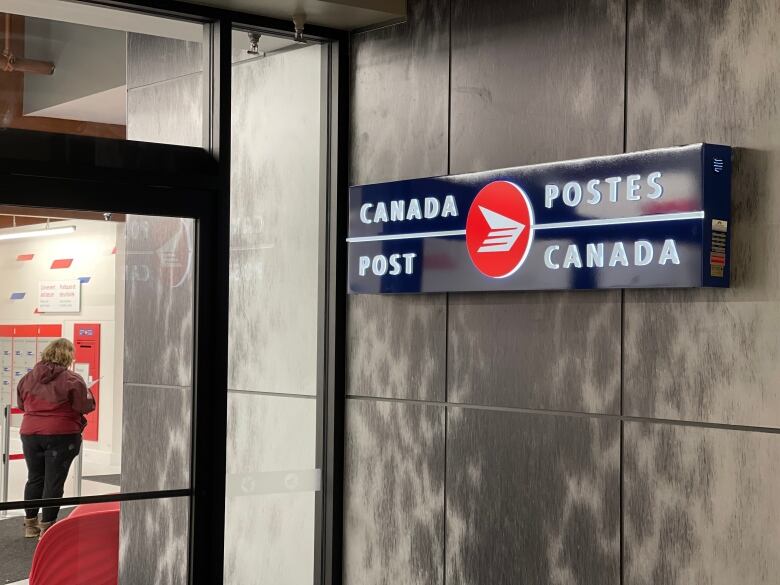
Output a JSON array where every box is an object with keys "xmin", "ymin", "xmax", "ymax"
[
  {"xmin": 38, "ymin": 280, "xmax": 81, "ymax": 313},
  {"xmin": 74, "ymin": 362, "xmax": 90, "ymax": 384}
]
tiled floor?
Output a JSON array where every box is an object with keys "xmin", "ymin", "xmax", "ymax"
[
  {"xmin": 1, "ymin": 430, "xmax": 121, "ymax": 584},
  {"xmin": 0, "ymin": 508, "xmax": 74, "ymax": 584}
]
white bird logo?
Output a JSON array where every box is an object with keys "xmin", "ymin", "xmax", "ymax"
[{"xmin": 477, "ymin": 206, "xmax": 526, "ymax": 253}]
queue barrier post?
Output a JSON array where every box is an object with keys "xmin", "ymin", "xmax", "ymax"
[
  {"xmin": 75, "ymin": 442, "xmax": 83, "ymax": 498},
  {"xmin": 1, "ymin": 404, "xmax": 10, "ymax": 516}
]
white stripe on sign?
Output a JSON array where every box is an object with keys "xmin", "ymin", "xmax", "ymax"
[
  {"xmin": 346, "ymin": 211, "xmax": 705, "ymax": 243},
  {"xmin": 346, "ymin": 229, "xmax": 467, "ymax": 243},
  {"xmin": 532, "ymin": 211, "xmax": 705, "ymax": 230}
]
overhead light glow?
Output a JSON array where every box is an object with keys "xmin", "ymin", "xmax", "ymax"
[{"xmin": 0, "ymin": 225, "xmax": 77, "ymax": 241}]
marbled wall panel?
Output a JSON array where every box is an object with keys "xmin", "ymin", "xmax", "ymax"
[
  {"xmin": 120, "ymin": 384, "xmax": 190, "ymax": 492},
  {"xmin": 225, "ymin": 491, "xmax": 316, "ymax": 585},
  {"xmin": 228, "ymin": 45, "xmax": 322, "ymax": 396},
  {"xmin": 624, "ymin": 422, "xmax": 780, "ymax": 584},
  {"xmin": 125, "ymin": 40, "xmax": 199, "ymax": 389},
  {"xmin": 118, "ymin": 497, "xmax": 189, "ymax": 585},
  {"xmin": 624, "ymin": 0, "xmax": 780, "ymax": 426},
  {"xmin": 448, "ymin": 291, "xmax": 620, "ymax": 413},
  {"xmin": 447, "ymin": 408, "xmax": 620, "ymax": 585},
  {"xmin": 350, "ymin": 0, "xmax": 449, "ymax": 185},
  {"xmin": 450, "ymin": 0, "xmax": 625, "ymax": 173},
  {"xmin": 126, "ymin": 74, "xmax": 203, "ymax": 147},
  {"xmin": 123, "ymin": 214, "xmax": 195, "ymax": 388},
  {"xmin": 343, "ymin": 399, "xmax": 445, "ymax": 585},
  {"xmin": 122, "ymin": 36, "xmax": 200, "ymax": 585},
  {"xmin": 347, "ymin": 293, "xmax": 446, "ymax": 400},
  {"xmin": 446, "ymin": 0, "xmax": 624, "ymax": 414},
  {"xmin": 127, "ymin": 33, "xmax": 203, "ymax": 89},
  {"xmin": 224, "ymin": 392, "xmax": 317, "ymax": 584},
  {"xmin": 348, "ymin": 0, "xmax": 449, "ymax": 401}
]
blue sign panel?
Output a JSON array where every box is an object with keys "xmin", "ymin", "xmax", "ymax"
[{"xmin": 347, "ymin": 144, "xmax": 731, "ymax": 294}]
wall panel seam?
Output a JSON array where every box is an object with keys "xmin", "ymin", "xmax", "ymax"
[
  {"xmin": 127, "ymin": 70, "xmax": 203, "ymax": 92},
  {"xmin": 124, "ymin": 382, "xmax": 191, "ymax": 390},
  {"xmin": 227, "ymin": 388, "xmax": 318, "ymax": 399},
  {"xmin": 444, "ymin": 1, "xmax": 453, "ymax": 581},
  {"xmin": 621, "ymin": 1, "xmax": 629, "ymax": 582},
  {"xmin": 345, "ymin": 394, "xmax": 780, "ymax": 433}
]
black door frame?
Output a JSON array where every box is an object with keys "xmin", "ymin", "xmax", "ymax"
[
  {"xmin": 0, "ymin": 1, "xmax": 349, "ymax": 584},
  {"xmin": 0, "ymin": 129, "xmax": 227, "ymax": 584}
]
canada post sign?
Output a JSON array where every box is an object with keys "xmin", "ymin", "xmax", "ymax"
[{"xmin": 347, "ymin": 144, "xmax": 731, "ymax": 294}]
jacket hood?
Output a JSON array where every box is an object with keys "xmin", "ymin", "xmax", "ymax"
[{"xmin": 36, "ymin": 362, "xmax": 67, "ymax": 384}]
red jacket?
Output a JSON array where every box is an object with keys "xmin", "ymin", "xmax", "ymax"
[{"xmin": 17, "ymin": 362, "xmax": 96, "ymax": 436}]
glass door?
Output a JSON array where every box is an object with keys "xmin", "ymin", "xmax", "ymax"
[
  {"xmin": 0, "ymin": 129, "xmax": 223, "ymax": 585},
  {"xmin": 223, "ymin": 27, "xmax": 330, "ymax": 585},
  {"xmin": 0, "ymin": 3, "xmax": 346, "ymax": 584}
]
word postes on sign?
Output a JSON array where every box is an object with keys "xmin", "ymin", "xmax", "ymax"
[{"xmin": 347, "ymin": 144, "xmax": 731, "ymax": 294}]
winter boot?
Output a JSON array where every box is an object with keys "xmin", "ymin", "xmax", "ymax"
[
  {"xmin": 24, "ymin": 517, "xmax": 40, "ymax": 538},
  {"xmin": 37, "ymin": 520, "xmax": 54, "ymax": 541}
]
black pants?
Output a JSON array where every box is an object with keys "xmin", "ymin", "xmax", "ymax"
[{"xmin": 21, "ymin": 434, "xmax": 81, "ymax": 523}]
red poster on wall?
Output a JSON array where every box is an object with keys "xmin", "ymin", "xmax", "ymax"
[{"xmin": 73, "ymin": 324, "xmax": 100, "ymax": 442}]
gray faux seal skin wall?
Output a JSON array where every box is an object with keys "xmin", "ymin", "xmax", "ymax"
[
  {"xmin": 346, "ymin": 0, "xmax": 450, "ymax": 404},
  {"xmin": 624, "ymin": 422, "xmax": 780, "ymax": 585},
  {"xmin": 345, "ymin": 0, "xmax": 450, "ymax": 577},
  {"xmin": 347, "ymin": 0, "xmax": 780, "ymax": 582},
  {"xmin": 346, "ymin": 0, "xmax": 625, "ymax": 583},
  {"xmin": 344, "ymin": 400, "xmax": 445, "ymax": 584},
  {"xmin": 624, "ymin": 0, "xmax": 780, "ymax": 428},
  {"xmin": 447, "ymin": 0, "xmax": 624, "ymax": 583},
  {"xmin": 121, "ymin": 33, "xmax": 201, "ymax": 585},
  {"xmin": 344, "ymin": 0, "xmax": 450, "ymax": 583},
  {"xmin": 447, "ymin": 409, "xmax": 620, "ymax": 585},
  {"xmin": 125, "ymin": 32, "xmax": 327, "ymax": 585},
  {"xmin": 623, "ymin": 0, "xmax": 780, "ymax": 583}
]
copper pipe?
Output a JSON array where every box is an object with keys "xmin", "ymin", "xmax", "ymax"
[
  {"xmin": 1, "ymin": 14, "xmax": 55, "ymax": 75},
  {"xmin": 2, "ymin": 54, "xmax": 56, "ymax": 75}
]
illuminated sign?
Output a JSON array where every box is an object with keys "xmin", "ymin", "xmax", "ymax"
[{"xmin": 347, "ymin": 144, "xmax": 731, "ymax": 294}]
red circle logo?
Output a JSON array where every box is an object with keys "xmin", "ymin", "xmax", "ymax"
[{"xmin": 466, "ymin": 181, "xmax": 535, "ymax": 278}]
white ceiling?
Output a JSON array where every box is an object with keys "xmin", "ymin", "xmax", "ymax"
[
  {"xmin": 0, "ymin": 0, "xmax": 405, "ymax": 33},
  {"xmin": 26, "ymin": 85, "xmax": 127, "ymax": 126},
  {"xmin": 191, "ymin": 0, "xmax": 405, "ymax": 29},
  {"xmin": 0, "ymin": 0, "xmax": 202, "ymax": 41}
]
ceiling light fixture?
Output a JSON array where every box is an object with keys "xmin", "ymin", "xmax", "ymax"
[{"xmin": 0, "ymin": 225, "xmax": 76, "ymax": 242}]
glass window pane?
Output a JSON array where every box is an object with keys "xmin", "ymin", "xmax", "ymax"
[
  {"xmin": 122, "ymin": 214, "xmax": 195, "ymax": 493},
  {"xmin": 0, "ymin": 496, "xmax": 189, "ymax": 584},
  {"xmin": 229, "ymin": 36, "xmax": 323, "ymax": 397},
  {"xmin": 224, "ymin": 30, "xmax": 327, "ymax": 585},
  {"xmin": 0, "ymin": 0, "xmax": 204, "ymax": 146},
  {"xmin": 0, "ymin": 207, "xmax": 195, "ymax": 510}
]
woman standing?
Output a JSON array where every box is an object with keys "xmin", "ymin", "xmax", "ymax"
[{"xmin": 16, "ymin": 338, "xmax": 95, "ymax": 540}]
